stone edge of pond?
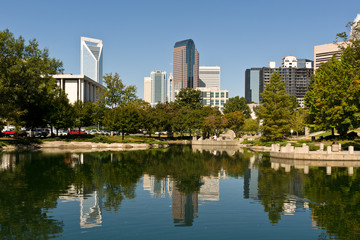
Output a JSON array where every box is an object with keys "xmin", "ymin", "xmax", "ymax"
[{"xmin": 0, "ymin": 141, "xmax": 169, "ymax": 152}]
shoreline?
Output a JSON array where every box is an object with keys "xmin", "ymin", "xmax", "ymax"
[{"xmin": 0, "ymin": 141, "xmax": 169, "ymax": 152}]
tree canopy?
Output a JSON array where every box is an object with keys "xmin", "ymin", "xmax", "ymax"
[
  {"xmin": 257, "ymin": 72, "xmax": 294, "ymax": 141},
  {"xmin": 174, "ymin": 88, "xmax": 203, "ymax": 109},
  {"xmin": 0, "ymin": 29, "xmax": 63, "ymax": 128},
  {"xmin": 305, "ymin": 26, "xmax": 360, "ymax": 136},
  {"xmin": 223, "ymin": 96, "xmax": 251, "ymax": 118}
]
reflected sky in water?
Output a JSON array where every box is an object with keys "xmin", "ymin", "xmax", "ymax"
[{"xmin": 0, "ymin": 146, "xmax": 359, "ymax": 239}]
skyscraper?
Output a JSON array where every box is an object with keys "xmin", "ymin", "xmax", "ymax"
[
  {"xmin": 81, "ymin": 37, "xmax": 103, "ymax": 84},
  {"xmin": 143, "ymin": 70, "xmax": 167, "ymax": 106},
  {"xmin": 199, "ymin": 66, "xmax": 220, "ymax": 89},
  {"xmin": 245, "ymin": 68, "xmax": 261, "ymax": 104},
  {"xmin": 173, "ymin": 39, "xmax": 199, "ymax": 91}
]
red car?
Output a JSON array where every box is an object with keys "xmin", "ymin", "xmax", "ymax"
[
  {"xmin": 2, "ymin": 130, "xmax": 15, "ymax": 137},
  {"xmin": 68, "ymin": 129, "xmax": 86, "ymax": 135}
]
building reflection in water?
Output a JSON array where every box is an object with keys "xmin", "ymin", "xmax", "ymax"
[
  {"xmin": 60, "ymin": 153, "xmax": 103, "ymax": 229},
  {"xmin": 143, "ymin": 170, "xmax": 227, "ymax": 226}
]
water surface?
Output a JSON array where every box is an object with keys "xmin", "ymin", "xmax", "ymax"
[{"xmin": 0, "ymin": 145, "xmax": 359, "ymax": 239}]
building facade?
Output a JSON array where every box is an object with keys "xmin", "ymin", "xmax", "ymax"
[
  {"xmin": 167, "ymin": 73, "xmax": 174, "ymax": 102},
  {"xmin": 54, "ymin": 74, "xmax": 104, "ymax": 104},
  {"xmin": 144, "ymin": 70, "xmax": 167, "ymax": 106},
  {"xmin": 144, "ymin": 77, "xmax": 151, "ymax": 103},
  {"xmin": 173, "ymin": 39, "xmax": 199, "ymax": 91},
  {"xmin": 81, "ymin": 37, "xmax": 103, "ymax": 85},
  {"xmin": 259, "ymin": 56, "xmax": 314, "ymax": 107},
  {"xmin": 197, "ymin": 88, "xmax": 229, "ymax": 111},
  {"xmin": 199, "ymin": 66, "xmax": 220, "ymax": 89},
  {"xmin": 245, "ymin": 68, "xmax": 261, "ymax": 104},
  {"xmin": 313, "ymin": 42, "xmax": 343, "ymax": 70}
]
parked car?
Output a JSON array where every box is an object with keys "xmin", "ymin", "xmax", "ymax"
[
  {"xmin": 68, "ymin": 129, "xmax": 86, "ymax": 135},
  {"xmin": 58, "ymin": 129, "xmax": 68, "ymax": 136},
  {"xmin": 2, "ymin": 130, "xmax": 15, "ymax": 137}
]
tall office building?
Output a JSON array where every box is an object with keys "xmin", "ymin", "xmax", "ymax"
[
  {"xmin": 143, "ymin": 70, "xmax": 167, "ymax": 106},
  {"xmin": 173, "ymin": 39, "xmax": 199, "ymax": 91},
  {"xmin": 245, "ymin": 68, "xmax": 261, "ymax": 104},
  {"xmin": 199, "ymin": 66, "xmax": 220, "ymax": 89},
  {"xmin": 167, "ymin": 73, "xmax": 174, "ymax": 102},
  {"xmin": 144, "ymin": 77, "xmax": 151, "ymax": 103},
  {"xmin": 81, "ymin": 37, "xmax": 103, "ymax": 84}
]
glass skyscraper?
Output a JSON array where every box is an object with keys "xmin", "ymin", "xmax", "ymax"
[
  {"xmin": 173, "ymin": 39, "xmax": 199, "ymax": 91},
  {"xmin": 81, "ymin": 37, "xmax": 103, "ymax": 85}
]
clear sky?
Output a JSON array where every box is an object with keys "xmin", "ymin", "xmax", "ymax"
[{"xmin": 1, "ymin": 0, "xmax": 358, "ymax": 98}]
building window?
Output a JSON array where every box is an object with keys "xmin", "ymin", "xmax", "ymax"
[
  {"xmin": 210, "ymin": 92, "xmax": 214, "ymax": 98},
  {"xmin": 215, "ymin": 92, "xmax": 219, "ymax": 98},
  {"xmin": 226, "ymin": 92, "xmax": 228, "ymax": 98},
  {"xmin": 215, "ymin": 100, "xmax": 219, "ymax": 105},
  {"xmin": 221, "ymin": 92, "xmax": 224, "ymax": 98},
  {"xmin": 210, "ymin": 100, "xmax": 214, "ymax": 105},
  {"xmin": 221, "ymin": 100, "xmax": 224, "ymax": 105}
]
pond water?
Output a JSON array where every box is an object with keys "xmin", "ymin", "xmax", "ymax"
[{"xmin": 0, "ymin": 145, "xmax": 359, "ymax": 239}]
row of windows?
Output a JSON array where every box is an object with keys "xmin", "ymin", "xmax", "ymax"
[{"xmin": 201, "ymin": 92, "xmax": 228, "ymax": 98}]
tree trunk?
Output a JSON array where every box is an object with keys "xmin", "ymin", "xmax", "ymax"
[
  {"xmin": 332, "ymin": 128, "xmax": 335, "ymax": 136},
  {"xmin": 122, "ymin": 132, "xmax": 124, "ymax": 140}
]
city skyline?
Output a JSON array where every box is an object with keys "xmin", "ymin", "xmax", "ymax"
[{"xmin": 1, "ymin": 0, "xmax": 359, "ymax": 98}]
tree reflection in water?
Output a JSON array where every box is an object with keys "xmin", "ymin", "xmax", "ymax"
[{"xmin": 1, "ymin": 146, "xmax": 360, "ymax": 239}]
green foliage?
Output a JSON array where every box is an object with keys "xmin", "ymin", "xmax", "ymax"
[
  {"xmin": 223, "ymin": 96, "xmax": 251, "ymax": 118},
  {"xmin": 174, "ymin": 88, "xmax": 202, "ymax": 109},
  {"xmin": 103, "ymin": 72, "xmax": 137, "ymax": 108},
  {"xmin": 49, "ymin": 91, "xmax": 74, "ymax": 134},
  {"xmin": 257, "ymin": 72, "xmax": 294, "ymax": 141},
  {"xmin": 0, "ymin": 29, "xmax": 63, "ymax": 128},
  {"xmin": 223, "ymin": 111, "xmax": 245, "ymax": 136},
  {"xmin": 243, "ymin": 118, "xmax": 259, "ymax": 133},
  {"xmin": 289, "ymin": 108, "xmax": 307, "ymax": 137},
  {"xmin": 305, "ymin": 25, "xmax": 360, "ymax": 137},
  {"xmin": 73, "ymin": 100, "xmax": 95, "ymax": 130}
]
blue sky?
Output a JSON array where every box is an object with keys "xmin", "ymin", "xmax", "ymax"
[{"xmin": 1, "ymin": 0, "xmax": 358, "ymax": 98}]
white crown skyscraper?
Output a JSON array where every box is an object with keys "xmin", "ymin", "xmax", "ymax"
[{"xmin": 81, "ymin": 37, "xmax": 103, "ymax": 84}]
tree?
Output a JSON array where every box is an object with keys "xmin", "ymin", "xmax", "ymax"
[
  {"xmin": 257, "ymin": 72, "xmax": 294, "ymax": 141},
  {"xmin": 243, "ymin": 118, "xmax": 259, "ymax": 133},
  {"xmin": 0, "ymin": 29, "xmax": 63, "ymax": 129},
  {"xmin": 48, "ymin": 91, "xmax": 74, "ymax": 136},
  {"xmin": 104, "ymin": 104, "xmax": 141, "ymax": 140},
  {"xmin": 305, "ymin": 25, "xmax": 360, "ymax": 137},
  {"xmin": 223, "ymin": 96, "xmax": 251, "ymax": 118},
  {"xmin": 223, "ymin": 111, "xmax": 245, "ymax": 136},
  {"xmin": 103, "ymin": 72, "xmax": 137, "ymax": 108},
  {"xmin": 289, "ymin": 108, "xmax": 307, "ymax": 137},
  {"xmin": 73, "ymin": 100, "xmax": 95, "ymax": 132},
  {"xmin": 174, "ymin": 88, "xmax": 203, "ymax": 109}
]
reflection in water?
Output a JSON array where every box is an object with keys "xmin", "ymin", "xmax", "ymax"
[{"xmin": 1, "ymin": 147, "xmax": 360, "ymax": 239}]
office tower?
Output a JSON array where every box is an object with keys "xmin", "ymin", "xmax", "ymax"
[
  {"xmin": 199, "ymin": 66, "xmax": 220, "ymax": 89},
  {"xmin": 173, "ymin": 39, "xmax": 199, "ymax": 91},
  {"xmin": 144, "ymin": 77, "xmax": 151, "ymax": 103},
  {"xmin": 143, "ymin": 70, "xmax": 167, "ymax": 106},
  {"xmin": 151, "ymin": 70, "xmax": 167, "ymax": 106},
  {"xmin": 245, "ymin": 68, "xmax": 261, "ymax": 104},
  {"xmin": 313, "ymin": 43, "xmax": 344, "ymax": 70},
  {"xmin": 81, "ymin": 37, "xmax": 103, "ymax": 84},
  {"xmin": 167, "ymin": 73, "xmax": 174, "ymax": 102}
]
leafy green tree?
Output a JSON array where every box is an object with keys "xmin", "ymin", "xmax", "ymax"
[
  {"xmin": 0, "ymin": 29, "xmax": 63, "ymax": 128},
  {"xmin": 151, "ymin": 103, "xmax": 173, "ymax": 138},
  {"xmin": 223, "ymin": 96, "xmax": 251, "ymax": 118},
  {"xmin": 174, "ymin": 88, "xmax": 202, "ymax": 109},
  {"xmin": 289, "ymin": 108, "xmax": 307, "ymax": 137},
  {"xmin": 257, "ymin": 72, "xmax": 294, "ymax": 141},
  {"xmin": 223, "ymin": 111, "xmax": 245, "ymax": 136},
  {"xmin": 104, "ymin": 104, "xmax": 141, "ymax": 139},
  {"xmin": 305, "ymin": 27, "xmax": 360, "ymax": 137},
  {"xmin": 203, "ymin": 115, "xmax": 225, "ymax": 137},
  {"xmin": 73, "ymin": 100, "xmax": 95, "ymax": 132},
  {"xmin": 103, "ymin": 72, "xmax": 137, "ymax": 108},
  {"xmin": 243, "ymin": 118, "xmax": 259, "ymax": 133},
  {"xmin": 48, "ymin": 91, "xmax": 74, "ymax": 135}
]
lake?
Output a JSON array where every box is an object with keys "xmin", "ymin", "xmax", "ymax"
[{"xmin": 0, "ymin": 145, "xmax": 359, "ymax": 239}]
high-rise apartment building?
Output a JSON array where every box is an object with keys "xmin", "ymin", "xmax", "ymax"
[
  {"xmin": 197, "ymin": 88, "xmax": 229, "ymax": 111},
  {"xmin": 173, "ymin": 39, "xmax": 199, "ymax": 91},
  {"xmin": 246, "ymin": 56, "xmax": 313, "ymax": 107},
  {"xmin": 199, "ymin": 66, "xmax": 220, "ymax": 89},
  {"xmin": 144, "ymin": 70, "xmax": 167, "ymax": 106},
  {"xmin": 81, "ymin": 37, "xmax": 103, "ymax": 84},
  {"xmin": 259, "ymin": 56, "xmax": 314, "ymax": 107}
]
